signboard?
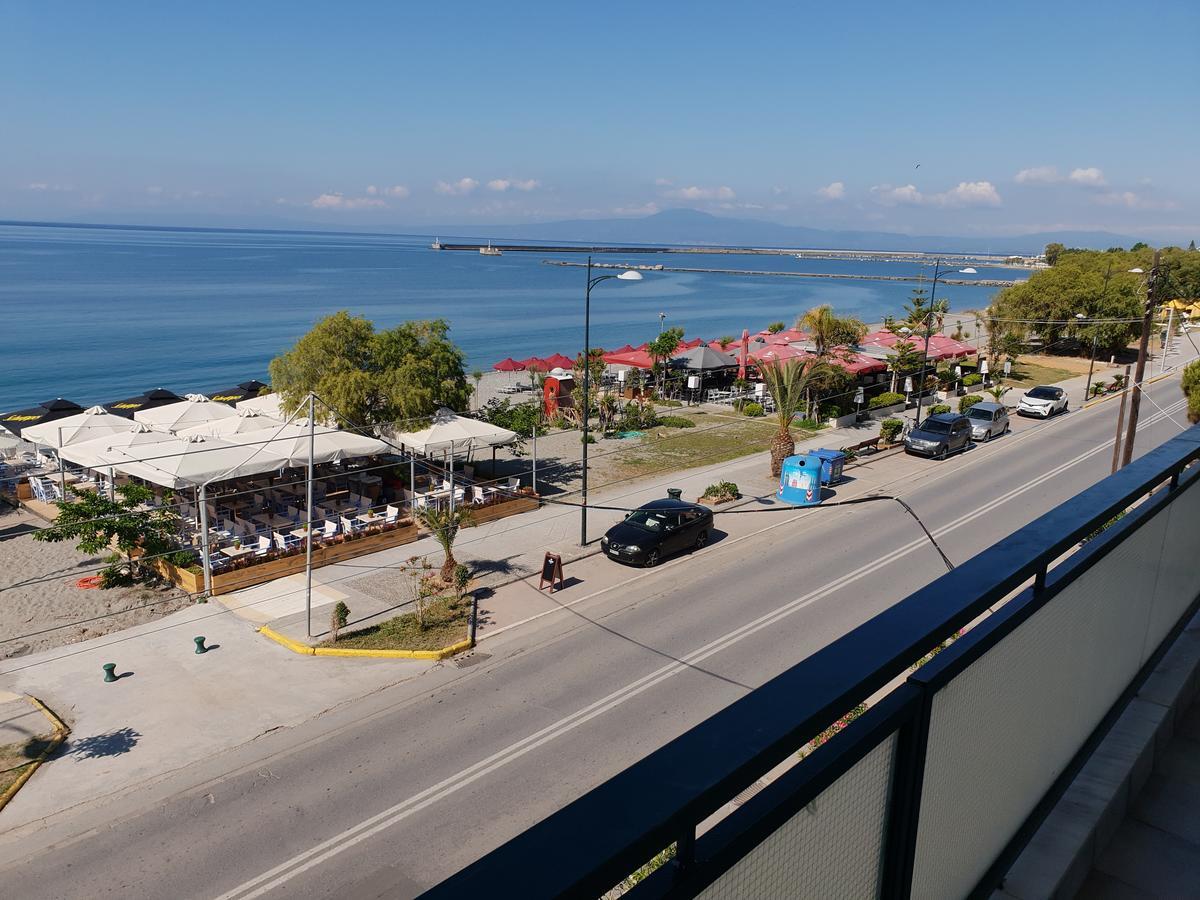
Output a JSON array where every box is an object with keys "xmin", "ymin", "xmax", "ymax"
[
  {"xmin": 1003, "ymin": 359, "xmax": 1012, "ymax": 376},
  {"xmin": 539, "ymin": 551, "xmax": 564, "ymax": 592},
  {"xmin": 980, "ymin": 359, "xmax": 990, "ymax": 375},
  {"xmin": 903, "ymin": 377, "xmax": 913, "ymax": 394},
  {"xmin": 853, "ymin": 387, "xmax": 864, "ymax": 405}
]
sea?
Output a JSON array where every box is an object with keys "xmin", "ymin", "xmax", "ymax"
[{"xmin": 0, "ymin": 222, "xmax": 1027, "ymax": 412}]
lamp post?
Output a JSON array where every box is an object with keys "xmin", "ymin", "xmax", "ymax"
[
  {"xmin": 1120, "ymin": 258, "xmax": 1161, "ymax": 469},
  {"xmin": 581, "ymin": 257, "xmax": 644, "ymax": 546},
  {"xmin": 913, "ymin": 260, "xmax": 977, "ymax": 427},
  {"xmin": 1074, "ymin": 312, "xmax": 1099, "ymax": 405},
  {"xmin": 658, "ymin": 312, "xmax": 666, "ymax": 334}
]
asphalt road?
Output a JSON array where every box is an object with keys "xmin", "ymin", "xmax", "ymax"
[{"xmin": 0, "ymin": 376, "xmax": 1192, "ymax": 899}]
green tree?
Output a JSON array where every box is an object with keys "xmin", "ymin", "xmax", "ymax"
[
  {"xmin": 1044, "ymin": 242, "xmax": 1066, "ymax": 266},
  {"xmin": 646, "ymin": 326, "xmax": 685, "ymax": 394},
  {"xmin": 715, "ymin": 335, "xmax": 735, "ymax": 349},
  {"xmin": 269, "ymin": 312, "xmax": 470, "ymax": 427},
  {"xmin": 795, "ymin": 304, "xmax": 867, "ymax": 418},
  {"xmin": 415, "ymin": 504, "xmax": 475, "ymax": 581},
  {"xmin": 765, "ymin": 321, "xmax": 786, "ymax": 334},
  {"xmin": 470, "ymin": 370, "xmax": 484, "ymax": 409},
  {"xmin": 757, "ymin": 358, "xmax": 831, "ymax": 476},
  {"xmin": 33, "ymin": 483, "xmax": 180, "ymax": 585},
  {"xmin": 1130, "ymin": 241, "xmax": 1150, "ymax": 252},
  {"xmin": 1182, "ymin": 360, "xmax": 1200, "ymax": 424},
  {"xmin": 569, "ymin": 348, "xmax": 607, "ymax": 427}
]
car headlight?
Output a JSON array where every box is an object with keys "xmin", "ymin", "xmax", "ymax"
[{"xmin": 625, "ymin": 545, "xmax": 640, "ymax": 552}]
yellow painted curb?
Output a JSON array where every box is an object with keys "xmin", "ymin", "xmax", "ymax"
[
  {"xmin": 257, "ymin": 626, "xmax": 315, "ymax": 655},
  {"xmin": 1083, "ymin": 370, "xmax": 1177, "ymax": 410},
  {"xmin": 0, "ymin": 696, "xmax": 69, "ymax": 814},
  {"xmin": 259, "ymin": 626, "xmax": 473, "ymax": 660}
]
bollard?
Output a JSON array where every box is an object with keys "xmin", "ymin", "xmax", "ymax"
[
  {"xmin": 102, "ymin": 663, "xmax": 117, "ymax": 683},
  {"xmin": 194, "ymin": 636, "xmax": 208, "ymax": 654},
  {"xmin": 666, "ymin": 487, "xmax": 682, "ymax": 500}
]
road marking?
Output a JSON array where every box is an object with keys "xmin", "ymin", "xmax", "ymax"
[{"xmin": 214, "ymin": 396, "xmax": 1186, "ymax": 900}]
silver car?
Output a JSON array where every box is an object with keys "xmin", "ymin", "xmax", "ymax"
[{"xmin": 964, "ymin": 401, "xmax": 1010, "ymax": 441}]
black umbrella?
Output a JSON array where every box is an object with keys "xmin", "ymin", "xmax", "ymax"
[
  {"xmin": 104, "ymin": 387, "xmax": 184, "ymax": 419},
  {"xmin": 206, "ymin": 380, "xmax": 270, "ymax": 406},
  {"xmin": 0, "ymin": 398, "xmax": 85, "ymax": 436}
]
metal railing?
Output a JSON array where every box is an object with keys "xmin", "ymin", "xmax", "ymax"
[{"xmin": 420, "ymin": 425, "xmax": 1200, "ymax": 899}]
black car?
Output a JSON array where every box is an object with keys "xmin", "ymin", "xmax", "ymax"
[
  {"xmin": 600, "ymin": 498, "xmax": 714, "ymax": 567},
  {"xmin": 904, "ymin": 412, "xmax": 972, "ymax": 459}
]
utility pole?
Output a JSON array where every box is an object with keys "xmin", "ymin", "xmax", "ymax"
[
  {"xmin": 1111, "ymin": 365, "xmax": 1132, "ymax": 474},
  {"xmin": 1120, "ymin": 251, "xmax": 1161, "ymax": 469}
]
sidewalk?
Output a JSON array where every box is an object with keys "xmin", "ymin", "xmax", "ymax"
[{"xmin": 254, "ymin": 417, "xmax": 885, "ymax": 646}]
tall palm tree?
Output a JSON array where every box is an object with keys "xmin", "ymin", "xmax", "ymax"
[
  {"xmin": 758, "ymin": 358, "xmax": 831, "ymax": 477},
  {"xmin": 796, "ymin": 304, "xmax": 867, "ymax": 418}
]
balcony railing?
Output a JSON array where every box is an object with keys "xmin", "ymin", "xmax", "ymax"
[{"xmin": 421, "ymin": 426, "xmax": 1200, "ymax": 899}]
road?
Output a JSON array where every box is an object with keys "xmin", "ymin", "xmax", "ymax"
[{"xmin": 0, "ymin": 375, "xmax": 1191, "ymax": 899}]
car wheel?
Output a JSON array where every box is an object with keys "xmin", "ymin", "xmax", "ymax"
[
  {"xmin": 1062, "ymin": 402, "xmax": 1069, "ymax": 414},
  {"xmin": 1004, "ymin": 423, "xmax": 1011, "ymax": 434},
  {"xmin": 981, "ymin": 430, "xmax": 991, "ymax": 442},
  {"xmin": 694, "ymin": 530, "xmax": 708, "ymax": 551},
  {"xmin": 645, "ymin": 549, "xmax": 660, "ymax": 568},
  {"xmin": 937, "ymin": 444, "xmax": 949, "ymax": 460}
]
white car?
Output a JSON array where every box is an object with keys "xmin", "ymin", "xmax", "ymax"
[{"xmin": 1017, "ymin": 385, "xmax": 1068, "ymax": 418}]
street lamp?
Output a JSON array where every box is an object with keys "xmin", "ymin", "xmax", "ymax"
[
  {"xmin": 913, "ymin": 260, "xmax": 977, "ymax": 427},
  {"xmin": 581, "ymin": 257, "xmax": 643, "ymax": 546},
  {"xmin": 1075, "ymin": 312, "xmax": 1099, "ymax": 404},
  {"xmin": 658, "ymin": 312, "xmax": 666, "ymax": 333}
]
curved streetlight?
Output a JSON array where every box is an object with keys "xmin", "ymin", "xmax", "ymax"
[
  {"xmin": 913, "ymin": 260, "xmax": 977, "ymax": 427},
  {"xmin": 580, "ymin": 258, "xmax": 644, "ymax": 546}
]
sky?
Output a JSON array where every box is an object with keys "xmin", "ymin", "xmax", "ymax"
[{"xmin": 3, "ymin": 0, "xmax": 1198, "ymax": 241}]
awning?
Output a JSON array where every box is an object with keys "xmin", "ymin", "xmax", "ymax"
[
  {"xmin": 671, "ymin": 345, "xmax": 737, "ymax": 371},
  {"xmin": 602, "ymin": 350, "xmax": 656, "ymax": 369},
  {"xmin": 176, "ymin": 408, "xmax": 287, "ymax": 439},
  {"xmin": 235, "ymin": 392, "xmax": 284, "ymax": 418},
  {"xmin": 224, "ymin": 422, "xmax": 389, "ymax": 467},
  {"xmin": 60, "ymin": 422, "xmax": 175, "ymax": 469},
  {"xmin": 21, "ymin": 405, "xmax": 135, "ymax": 448},
  {"xmin": 134, "ymin": 394, "xmax": 240, "ymax": 432},
  {"xmin": 97, "ymin": 434, "xmax": 291, "ymax": 489},
  {"xmin": 0, "ymin": 398, "xmax": 85, "ymax": 437},
  {"xmin": 205, "ymin": 380, "xmax": 271, "ymax": 406},
  {"xmin": 104, "ymin": 387, "xmax": 184, "ymax": 419},
  {"xmin": 383, "ymin": 408, "xmax": 518, "ymax": 456}
]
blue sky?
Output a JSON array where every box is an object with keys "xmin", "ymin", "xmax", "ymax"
[{"xmin": 3, "ymin": 0, "xmax": 1197, "ymax": 240}]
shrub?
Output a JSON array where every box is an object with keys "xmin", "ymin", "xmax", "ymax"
[
  {"xmin": 581, "ymin": 433, "xmax": 597, "ymax": 443},
  {"xmin": 869, "ymin": 391, "xmax": 905, "ymax": 409},
  {"xmin": 793, "ymin": 417, "xmax": 826, "ymax": 430},
  {"xmin": 766, "ymin": 321, "xmax": 785, "ymax": 334},
  {"xmin": 699, "ymin": 480, "xmax": 739, "ymax": 504},
  {"xmin": 928, "ymin": 403, "xmax": 951, "ymax": 415},
  {"xmin": 657, "ymin": 415, "xmax": 696, "ymax": 428},
  {"xmin": 963, "ymin": 373, "xmax": 983, "ymax": 386},
  {"xmin": 741, "ymin": 402, "xmax": 764, "ymax": 417},
  {"xmin": 959, "ymin": 394, "xmax": 984, "ymax": 413},
  {"xmin": 879, "ymin": 418, "xmax": 904, "ymax": 443},
  {"xmin": 331, "ymin": 601, "xmax": 350, "ymax": 641},
  {"xmin": 657, "ymin": 398, "xmax": 683, "ymax": 407},
  {"xmin": 1183, "ymin": 360, "xmax": 1200, "ymax": 424}
]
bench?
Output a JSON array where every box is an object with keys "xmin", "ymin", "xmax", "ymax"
[{"xmin": 841, "ymin": 437, "xmax": 881, "ymax": 456}]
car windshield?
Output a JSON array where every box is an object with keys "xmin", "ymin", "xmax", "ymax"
[
  {"xmin": 624, "ymin": 510, "xmax": 672, "ymax": 530},
  {"xmin": 1027, "ymin": 387, "xmax": 1058, "ymax": 400},
  {"xmin": 965, "ymin": 408, "xmax": 992, "ymax": 421},
  {"xmin": 918, "ymin": 419, "xmax": 952, "ymax": 434}
]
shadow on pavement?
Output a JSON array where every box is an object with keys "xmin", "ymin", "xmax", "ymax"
[{"xmin": 66, "ymin": 727, "xmax": 141, "ymax": 759}]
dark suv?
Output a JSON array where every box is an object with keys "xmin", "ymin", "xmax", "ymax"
[{"xmin": 904, "ymin": 412, "xmax": 972, "ymax": 459}]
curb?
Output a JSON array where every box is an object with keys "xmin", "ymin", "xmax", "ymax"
[
  {"xmin": 258, "ymin": 626, "xmax": 473, "ymax": 660},
  {"xmin": 1083, "ymin": 370, "xmax": 1177, "ymax": 410},
  {"xmin": 0, "ymin": 696, "xmax": 69, "ymax": 814}
]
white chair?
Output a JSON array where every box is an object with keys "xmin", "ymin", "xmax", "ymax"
[
  {"xmin": 274, "ymin": 531, "xmax": 299, "ymax": 551},
  {"xmin": 385, "ymin": 504, "xmax": 400, "ymax": 523},
  {"xmin": 452, "ymin": 487, "xmax": 465, "ymax": 507},
  {"xmin": 256, "ymin": 536, "xmax": 272, "ymax": 556},
  {"xmin": 340, "ymin": 516, "xmax": 359, "ymax": 535},
  {"xmin": 506, "ymin": 476, "xmax": 520, "ymax": 491},
  {"xmin": 471, "ymin": 486, "xmax": 487, "ymax": 505},
  {"xmin": 322, "ymin": 519, "xmax": 339, "ymax": 539},
  {"xmin": 414, "ymin": 494, "xmax": 430, "ymax": 512}
]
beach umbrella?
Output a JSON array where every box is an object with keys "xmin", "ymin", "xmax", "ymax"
[
  {"xmin": 205, "ymin": 380, "xmax": 270, "ymax": 406},
  {"xmin": 602, "ymin": 350, "xmax": 656, "ymax": 369},
  {"xmin": 97, "ymin": 433, "xmax": 291, "ymax": 489},
  {"xmin": 384, "ymin": 408, "xmax": 518, "ymax": 456},
  {"xmin": 671, "ymin": 345, "xmax": 738, "ymax": 371},
  {"xmin": 611, "ymin": 344, "xmax": 635, "ymax": 354},
  {"xmin": 518, "ymin": 356, "xmax": 550, "ymax": 371},
  {"xmin": 750, "ymin": 344, "xmax": 809, "ymax": 364},
  {"xmin": 544, "ymin": 353, "xmax": 575, "ymax": 370},
  {"xmin": 0, "ymin": 431, "xmax": 21, "ymax": 457},
  {"xmin": 176, "ymin": 407, "xmax": 287, "ymax": 439},
  {"xmin": 225, "ymin": 421, "xmax": 389, "ymax": 467},
  {"xmin": 104, "ymin": 387, "xmax": 184, "ymax": 419},
  {"xmin": 134, "ymin": 394, "xmax": 240, "ymax": 432},
  {"xmin": 235, "ymin": 392, "xmax": 284, "ymax": 418},
  {"xmin": 61, "ymin": 422, "xmax": 174, "ymax": 469},
  {"xmin": 0, "ymin": 398, "xmax": 85, "ymax": 437},
  {"xmin": 22, "ymin": 405, "xmax": 133, "ymax": 448},
  {"xmin": 493, "ymin": 357, "xmax": 525, "ymax": 372}
]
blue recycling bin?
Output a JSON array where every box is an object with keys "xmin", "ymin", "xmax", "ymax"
[
  {"xmin": 812, "ymin": 448, "xmax": 846, "ymax": 485},
  {"xmin": 777, "ymin": 453, "xmax": 824, "ymax": 506}
]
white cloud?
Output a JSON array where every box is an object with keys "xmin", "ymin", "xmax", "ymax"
[
  {"xmin": 869, "ymin": 180, "xmax": 1001, "ymax": 208},
  {"xmin": 435, "ymin": 177, "xmax": 479, "ymax": 196},
  {"xmin": 1069, "ymin": 167, "xmax": 1106, "ymax": 187},
  {"xmin": 816, "ymin": 181, "xmax": 845, "ymax": 200},
  {"xmin": 310, "ymin": 192, "xmax": 386, "ymax": 210},
  {"xmin": 1015, "ymin": 166, "xmax": 1060, "ymax": 184},
  {"xmin": 654, "ymin": 177, "xmax": 673, "ymax": 187},
  {"xmin": 487, "ymin": 178, "xmax": 539, "ymax": 192},
  {"xmin": 512, "ymin": 178, "xmax": 539, "ymax": 192},
  {"xmin": 613, "ymin": 202, "xmax": 660, "ymax": 216},
  {"xmin": 1094, "ymin": 190, "xmax": 1177, "ymax": 211},
  {"xmin": 26, "ymin": 182, "xmax": 72, "ymax": 192},
  {"xmin": 382, "ymin": 184, "xmax": 409, "ymax": 198},
  {"xmin": 487, "ymin": 179, "xmax": 511, "ymax": 192},
  {"xmin": 662, "ymin": 185, "xmax": 736, "ymax": 201}
]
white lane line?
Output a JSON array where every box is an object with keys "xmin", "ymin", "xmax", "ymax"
[{"xmin": 214, "ymin": 398, "xmax": 1187, "ymax": 900}]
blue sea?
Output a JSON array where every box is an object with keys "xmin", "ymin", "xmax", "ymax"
[{"xmin": 0, "ymin": 223, "xmax": 1025, "ymax": 412}]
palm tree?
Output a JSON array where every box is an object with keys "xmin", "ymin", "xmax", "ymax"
[
  {"xmin": 758, "ymin": 358, "xmax": 831, "ymax": 477},
  {"xmin": 416, "ymin": 503, "xmax": 475, "ymax": 581},
  {"xmin": 796, "ymin": 304, "xmax": 867, "ymax": 417}
]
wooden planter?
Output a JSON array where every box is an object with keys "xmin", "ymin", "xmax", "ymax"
[
  {"xmin": 159, "ymin": 521, "xmax": 420, "ymax": 596},
  {"xmin": 465, "ymin": 493, "xmax": 540, "ymax": 526}
]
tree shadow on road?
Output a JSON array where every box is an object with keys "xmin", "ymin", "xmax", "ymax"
[{"xmin": 65, "ymin": 727, "xmax": 141, "ymax": 759}]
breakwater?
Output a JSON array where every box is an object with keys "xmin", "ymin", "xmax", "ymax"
[{"xmin": 540, "ymin": 260, "xmax": 1021, "ymax": 287}]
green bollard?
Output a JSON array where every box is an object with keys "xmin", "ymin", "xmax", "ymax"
[
  {"xmin": 102, "ymin": 663, "xmax": 117, "ymax": 683},
  {"xmin": 194, "ymin": 636, "xmax": 208, "ymax": 654}
]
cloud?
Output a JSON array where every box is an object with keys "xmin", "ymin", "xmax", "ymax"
[
  {"xmin": 1068, "ymin": 167, "xmax": 1106, "ymax": 187},
  {"xmin": 613, "ymin": 202, "xmax": 660, "ymax": 216},
  {"xmin": 1015, "ymin": 166, "xmax": 1061, "ymax": 185},
  {"xmin": 365, "ymin": 184, "xmax": 409, "ymax": 198},
  {"xmin": 662, "ymin": 185, "xmax": 736, "ymax": 201},
  {"xmin": 816, "ymin": 181, "xmax": 845, "ymax": 200},
  {"xmin": 869, "ymin": 181, "xmax": 1001, "ymax": 208},
  {"xmin": 435, "ymin": 177, "xmax": 479, "ymax": 196},
  {"xmin": 310, "ymin": 192, "xmax": 386, "ymax": 210},
  {"xmin": 654, "ymin": 178, "xmax": 673, "ymax": 187},
  {"xmin": 26, "ymin": 182, "xmax": 73, "ymax": 192},
  {"xmin": 1094, "ymin": 190, "xmax": 1177, "ymax": 211}
]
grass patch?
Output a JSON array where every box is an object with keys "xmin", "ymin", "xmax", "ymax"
[
  {"xmin": 1005, "ymin": 357, "xmax": 1081, "ymax": 386},
  {"xmin": 0, "ymin": 737, "xmax": 53, "ymax": 795},
  {"xmin": 608, "ymin": 413, "xmax": 814, "ymax": 482},
  {"xmin": 324, "ymin": 597, "xmax": 469, "ymax": 651}
]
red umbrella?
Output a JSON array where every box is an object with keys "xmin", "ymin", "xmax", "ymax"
[
  {"xmin": 750, "ymin": 343, "xmax": 809, "ymax": 363},
  {"xmin": 493, "ymin": 357, "xmax": 525, "ymax": 372},
  {"xmin": 544, "ymin": 353, "xmax": 575, "ymax": 370},
  {"xmin": 602, "ymin": 350, "xmax": 655, "ymax": 369},
  {"xmin": 635, "ymin": 342, "xmax": 650, "ymax": 352},
  {"xmin": 611, "ymin": 344, "xmax": 635, "ymax": 354},
  {"xmin": 518, "ymin": 356, "xmax": 549, "ymax": 371}
]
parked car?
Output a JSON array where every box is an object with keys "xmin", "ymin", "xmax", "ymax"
[
  {"xmin": 904, "ymin": 412, "xmax": 972, "ymax": 459},
  {"xmin": 600, "ymin": 498, "xmax": 713, "ymax": 567},
  {"xmin": 1017, "ymin": 385, "xmax": 1068, "ymax": 418},
  {"xmin": 963, "ymin": 401, "xmax": 1010, "ymax": 442}
]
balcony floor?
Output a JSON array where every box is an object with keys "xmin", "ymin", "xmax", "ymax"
[{"xmin": 1077, "ymin": 698, "xmax": 1200, "ymax": 898}]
